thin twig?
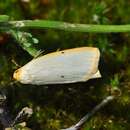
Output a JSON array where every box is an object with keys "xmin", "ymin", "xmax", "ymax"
[
  {"xmin": 10, "ymin": 107, "xmax": 33, "ymax": 127},
  {"xmin": 61, "ymin": 96, "xmax": 114, "ymax": 130}
]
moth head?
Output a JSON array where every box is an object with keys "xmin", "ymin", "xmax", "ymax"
[
  {"xmin": 13, "ymin": 68, "xmax": 22, "ymax": 80},
  {"xmin": 13, "ymin": 68, "xmax": 32, "ymax": 84}
]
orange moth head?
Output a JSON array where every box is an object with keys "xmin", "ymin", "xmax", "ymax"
[
  {"xmin": 13, "ymin": 68, "xmax": 22, "ymax": 81},
  {"xmin": 13, "ymin": 68, "xmax": 31, "ymax": 84}
]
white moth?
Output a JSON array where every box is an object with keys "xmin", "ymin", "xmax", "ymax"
[{"xmin": 13, "ymin": 47, "xmax": 101, "ymax": 85}]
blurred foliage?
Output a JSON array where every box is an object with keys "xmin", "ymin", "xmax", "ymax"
[{"xmin": 0, "ymin": 0, "xmax": 130, "ymax": 130}]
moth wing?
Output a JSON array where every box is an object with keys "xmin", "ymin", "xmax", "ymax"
[
  {"xmin": 20, "ymin": 47, "xmax": 100, "ymax": 85},
  {"xmin": 90, "ymin": 70, "xmax": 101, "ymax": 79}
]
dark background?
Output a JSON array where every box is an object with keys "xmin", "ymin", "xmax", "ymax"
[{"xmin": 0, "ymin": 0, "xmax": 130, "ymax": 129}]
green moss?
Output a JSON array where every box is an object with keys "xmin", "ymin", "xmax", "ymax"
[{"xmin": 0, "ymin": 0, "xmax": 130, "ymax": 130}]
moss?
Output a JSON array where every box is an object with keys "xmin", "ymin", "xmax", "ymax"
[{"xmin": 0, "ymin": 0, "xmax": 130, "ymax": 129}]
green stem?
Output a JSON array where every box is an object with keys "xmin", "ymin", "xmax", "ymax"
[{"xmin": 9, "ymin": 20, "xmax": 130, "ymax": 33}]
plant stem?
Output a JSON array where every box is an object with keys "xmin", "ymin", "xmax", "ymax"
[
  {"xmin": 61, "ymin": 96, "xmax": 114, "ymax": 130},
  {"xmin": 9, "ymin": 20, "xmax": 130, "ymax": 33}
]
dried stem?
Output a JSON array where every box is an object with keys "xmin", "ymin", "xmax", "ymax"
[{"xmin": 61, "ymin": 96, "xmax": 114, "ymax": 130}]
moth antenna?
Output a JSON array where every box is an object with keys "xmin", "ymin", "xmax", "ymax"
[
  {"xmin": 56, "ymin": 48, "xmax": 61, "ymax": 51},
  {"xmin": 33, "ymin": 50, "xmax": 45, "ymax": 59},
  {"xmin": 11, "ymin": 59, "xmax": 21, "ymax": 68}
]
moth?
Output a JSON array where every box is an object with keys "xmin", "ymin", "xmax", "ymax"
[{"xmin": 13, "ymin": 47, "xmax": 101, "ymax": 85}]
